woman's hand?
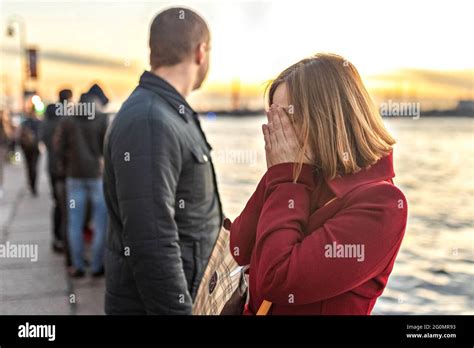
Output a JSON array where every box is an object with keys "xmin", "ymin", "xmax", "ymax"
[{"xmin": 262, "ymin": 105, "xmax": 301, "ymax": 168}]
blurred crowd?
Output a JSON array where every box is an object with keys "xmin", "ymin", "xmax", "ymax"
[{"xmin": 0, "ymin": 84, "xmax": 110, "ymax": 278}]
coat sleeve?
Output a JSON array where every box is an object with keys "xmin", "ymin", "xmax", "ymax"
[
  {"xmin": 99, "ymin": 115, "xmax": 109, "ymax": 156},
  {"xmin": 112, "ymin": 115, "xmax": 192, "ymax": 314},
  {"xmin": 229, "ymin": 172, "xmax": 268, "ymax": 265},
  {"xmin": 254, "ymin": 163, "xmax": 407, "ymax": 305},
  {"xmin": 53, "ymin": 119, "xmax": 69, "ymax": 178}
]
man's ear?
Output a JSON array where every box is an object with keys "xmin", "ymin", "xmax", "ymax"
[{"xmin": 195, "ymin": 42, "xmax": 207, "ymax": 65}]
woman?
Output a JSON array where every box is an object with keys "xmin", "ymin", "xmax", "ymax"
[{"xmin": 229, "ymin": 53, "xmax": 407, "ymax": 315}]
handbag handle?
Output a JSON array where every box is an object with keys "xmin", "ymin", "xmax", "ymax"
[{"xmin": 255, "ymin": 196, "xmax": 338, "ymax": 316}]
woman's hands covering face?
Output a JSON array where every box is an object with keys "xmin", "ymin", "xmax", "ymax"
[{"xmin": 262, "ymin": 105, "xmax": 300, "ymax": 168}]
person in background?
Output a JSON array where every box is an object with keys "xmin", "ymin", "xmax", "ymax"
[
  {"xmin": 55, "ymin": 84, "xmax": 109, "ymax": 278},
  {"xmin": 0, "ymin": 108, "xmax": 13, "ymax": 199},
  {"xmin": 40, "ymin": 89, "xmax": 72, "ymax": 253},
  {"xmin": 19, "ymin": 101, "xmax": 42, "ymax": 196}
]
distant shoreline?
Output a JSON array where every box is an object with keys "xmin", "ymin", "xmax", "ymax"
[
  {"xmin": 419, "ymin": 110, "xmax": 474, "ymax": 117},
  {"xmin": 196, "ymin": 109, "xmax": 474, "ymax": 118}
]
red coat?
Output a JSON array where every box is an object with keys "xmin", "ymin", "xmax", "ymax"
[{"xmin": 229, "ymin": 152, "xmax": 407, "ymax": 315}]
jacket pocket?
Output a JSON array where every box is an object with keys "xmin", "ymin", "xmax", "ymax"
[
  {"xmin": 190, "ymin": 147, "xmax": 213, "ymax": 203},
  {"xmin": 191, "ymin": 240, "xmax": 203, "ymax": 299}
]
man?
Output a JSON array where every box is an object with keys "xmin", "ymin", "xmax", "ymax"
[
  {"xmin": 41, "ymin": 89, "xmax": 72, "ymax": 253},
  {"xmin": 103, "ymin": 7, "xmax": 222, "ymax": 315},
  {"xmin": 56, "ymin": 85, "xmax": 109, "ymax": 278},
  {"xmin": 19, "ymin": 101, "xmax": 41, "ymax": 196}
]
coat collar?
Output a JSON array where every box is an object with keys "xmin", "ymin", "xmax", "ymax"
[
  {"xmin": 326, "ymin": 151, "xmax": 395, "ymax": 198},
  {"xmin": 138, "ymin": 71, "xmax": 195, "ymax": 123}
]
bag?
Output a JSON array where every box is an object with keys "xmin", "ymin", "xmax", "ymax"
[
  {"xmin": 193, "ymin": 196, "xmax": 340, "ymax": 315},
  {"xmin": 193, "ymin": 225, "xmax": 248, "ymax": 315}
]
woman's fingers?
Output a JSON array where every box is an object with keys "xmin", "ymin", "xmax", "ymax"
[
  {"xmin": 262, "ymin": 124, "xmax": 271, "ymax": 150},
  {"xmin": 265, "ymin": 109, "xmax": 272, "ymax": 123},
  {"xmin": 270, "ymin": 105, "xmax": 282, "ymax": 132},
  {"xmin": 279, "ymin": 107, "xmax": 292, "ymax": 129},
  {"xmin": 268, "ymin": 104, "xmax": 278, "ymax": 123},
  {"xmin": 270, "ymin": 106, "xmax": 287, "ymax": 150},
  {"xmin": 272, "ymin": 104, "xmax": 295, "ymax": 140},
  {"xmin": 272, "ymin": 106, "xmax": 284, "ymax": 134},
  {"xmin": 262, "ymin": 124, "xmax": 273, "ymax": 169},
  {"xmin": 262, "ymin": 124, "xmax": 272, "ymax": 168},
  {"xmin": 267, "ymin": 121, "xmax": 278, "ymax": 149},
  {"xmin": 278, "ymin": 107, "xmax": 297, "ymax": 141}
]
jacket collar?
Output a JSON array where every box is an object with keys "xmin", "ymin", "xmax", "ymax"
[
  {"xmin": 138, "ymin": 71, "xmax": 195, "ymax": 123},
  {"xmin": 326, "ymin": 151, "xmax": 395, "ymax": 198}
]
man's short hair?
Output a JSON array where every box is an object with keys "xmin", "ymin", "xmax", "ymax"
[
  {"xmin": 149, "ymin": 7, "xmax": 210, "ymax": 69},
  {"xmin": 59, "ymin": 89, "xmax": 72, "ymax": 102}
]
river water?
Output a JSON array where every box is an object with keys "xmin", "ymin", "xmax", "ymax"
[{"xmin": 200, "ymin": 115, "xmax": 474, "ymax": 314}]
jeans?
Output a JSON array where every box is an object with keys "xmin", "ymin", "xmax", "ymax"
[{"xmin": 66, "ymin": 178, "xmax": 107, "ymax": 272}]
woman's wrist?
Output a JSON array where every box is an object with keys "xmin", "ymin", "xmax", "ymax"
[{"xmin": 266, "ymin": 162, "xmax": 315, "ymax": 188}]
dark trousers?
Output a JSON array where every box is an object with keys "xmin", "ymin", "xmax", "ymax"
[
  {"xmin": 50, "ymin": 174, "xmax": 66, "ymax": 241},
  {"xmin": 49, "ymin": 174, "xmax": 71, "ymax": 266},
  {"xmin": 22, "ymin": 146, "xmax": 40, "ymax": 195}
]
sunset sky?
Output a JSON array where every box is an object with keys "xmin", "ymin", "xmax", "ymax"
[{"xmin": 0, "ymin": 0, "xmax": 473, "ymax": 112}]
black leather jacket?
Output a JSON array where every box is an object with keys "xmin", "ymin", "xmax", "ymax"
[{"xmin": 103, "ymin": 71, "xmax": 222, "ymax": 314}]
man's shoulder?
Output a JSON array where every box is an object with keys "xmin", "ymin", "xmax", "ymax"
[
  {"xmin": 113, "ymin": 87, "xmax": 181, "ymax": 132},
  {"xmin": 117, "ymin": 87, "xmax": 176, "ymax": 121},
  {"xmin": 107, "ymin": 88, "xmax": 183, "ymax": 149}
]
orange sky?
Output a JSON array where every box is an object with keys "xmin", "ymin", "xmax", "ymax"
[{"xmin": 0, "ymin": 0, "xmax": 473, "ymax": 111}]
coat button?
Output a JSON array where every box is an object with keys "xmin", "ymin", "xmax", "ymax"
[{"xmin": 202, "ymin": 154, "xmax": 208, "ymax": 162}]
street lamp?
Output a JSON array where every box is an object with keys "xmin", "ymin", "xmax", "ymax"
[{"xmin": 6, "ymin": 15, "xmax": 27, "ymax": 113}]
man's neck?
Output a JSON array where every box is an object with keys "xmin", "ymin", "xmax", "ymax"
[{"xmin": 152, "ymin": 64, "xmax": 196, "ymax": 98}]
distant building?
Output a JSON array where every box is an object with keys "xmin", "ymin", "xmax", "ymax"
[{"xmin": 457, "ymin": 100, "xmax": 474, "ymax": 113}]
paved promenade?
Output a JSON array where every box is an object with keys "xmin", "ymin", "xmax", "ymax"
[{"xmin": 0, "ymin": 154, "xmax": 105, "ymax": 315}]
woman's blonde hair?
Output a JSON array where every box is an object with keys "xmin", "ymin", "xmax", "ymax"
[{"xmin": 267, "ymin": 53, "xmax": 395, "ymax": 180}]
